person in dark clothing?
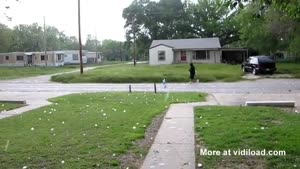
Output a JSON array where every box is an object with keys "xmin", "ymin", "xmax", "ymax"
[{"xmin": 189, "ymin": 63, "xmax": 196, "ymax": 82}]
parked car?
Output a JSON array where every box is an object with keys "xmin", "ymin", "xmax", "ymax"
[{"xmin": 242, "ymin": 56, "xmax": 277, "ymax": 75}]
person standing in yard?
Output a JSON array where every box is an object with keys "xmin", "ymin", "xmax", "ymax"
[{"xmin": 189, "ymin": 63, "xmax": 196, "ymax": 82}]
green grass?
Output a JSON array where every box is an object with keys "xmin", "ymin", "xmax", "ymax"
[
  {"xmin": 0, "ymin": 92, "xmax": 205, "ymax": 169},
  {"xmin": 0, "ymin": 67, "xmax": 76, "ymax": 80},
  {"xmin": 277, "ymin": 63, "xmax": 300, "ymax": 78},
  {"xmin": 0, "ymin": 102, "xmax": 24, "ymax": 112},
  {"xmin": 51, "ymin": 64, "xmax": 243, "ymax": 83},
  {"xmin": 195, "ymin": 106, "xmax": 300, "ymax": 168}
]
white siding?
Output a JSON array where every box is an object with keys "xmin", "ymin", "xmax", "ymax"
[
  {"xmin": 149, "ymin": 45, "xmax": 174, "ymax": 65},
  {"xmin": 64, "ymin": 51, "xmax": 87, "ymax": 64}
]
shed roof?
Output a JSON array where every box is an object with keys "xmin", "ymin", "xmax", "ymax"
[{"xmin": 150, "ymin": 38, "xmax": 221, "ymax": 50}]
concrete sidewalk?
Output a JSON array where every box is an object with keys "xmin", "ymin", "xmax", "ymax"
[{"xmin": 141, "ymin": 96, "xmax": 218, "ymax": 169}]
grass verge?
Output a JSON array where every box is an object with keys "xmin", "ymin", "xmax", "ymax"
[
  {"xmin": 0, "ymin": 102, "xmax": 24, "ymax": 112},
  {"xmin": 0, "ymin": 67, "xmax": 76, "ymax": 80},
  {"xmin": 51, "ymin": 64, "xmax": 243, "ymax": 83},
  {"xmin": 0, "ymin": 92, "xmax": 205, "ymax": 169},
  {"xmin": 195, "ymin": 106, "xmax": 300, "ymax": 168},
  {"xmin": 277, "ymin": 63, "xmax": 300, "ymax": 78}
]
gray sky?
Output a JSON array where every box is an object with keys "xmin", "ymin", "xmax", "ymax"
[{"xmin": 2, "ymin": 0, "xmax": 136, "ymax": 42}]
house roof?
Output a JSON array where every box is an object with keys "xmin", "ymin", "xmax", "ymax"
[{"xmin": 150, "ymin": 38, "xmax": 221, "ymax": 50}]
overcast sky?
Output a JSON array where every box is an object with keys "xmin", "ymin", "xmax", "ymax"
[{"xmin": 1, "ymin": 0, "xmax": 138, "ymax": 42}]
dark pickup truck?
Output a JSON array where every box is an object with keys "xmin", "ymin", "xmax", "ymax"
[{"xmin": 242, "ymin": 56, "xmax": 277, "ymax": 75}]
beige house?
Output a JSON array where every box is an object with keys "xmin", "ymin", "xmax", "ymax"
[
  {"xmin": 149, "ymin": 38, "xmax": 222, "ymax": 65},
  {"xmin": 0, "ymin": 51, "xmax": 64, "ymax": 67}
]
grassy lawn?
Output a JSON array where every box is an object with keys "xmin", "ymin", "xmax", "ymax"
[
  {"xmin": 0, "ymin": 92, "xmax": 205, "ymax": 169},
  {"xmin": 0, "ymin": 102, "xmax": 24, "ymax": 112},
  {"xmin": 277, "ymin": 63, "xmax": 300, "ymax": 78},
  {"xmin": 51, "ymin": 64, "xmax": 243, "ymax": 83},
  {"xmin": 0, "ymin": 67, "xmax": 76, "ymax": 80},
  {"xmin": 195, "ymin": 106, "xmax": 300, "ymax": 168}
]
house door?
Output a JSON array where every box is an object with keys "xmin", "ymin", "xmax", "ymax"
[
  {"xmin": 27, "ymin": 55, "xmax": 33, "ymax": 65},
  {"xmin": 181, "ymin": 51, "xmax": 187, "ymax": 62}
]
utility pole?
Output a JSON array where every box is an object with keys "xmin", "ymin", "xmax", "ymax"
[
  {"xmin": 132, "ymin": 18, "xmax": 136, "ymax": 66},
  {"xmin": 43, "ymin": 16, "xmax": 48, "ymax": 67},
  {"xmin": 78, "ymin": 0, "xmax": 83, "ymax": 74}
]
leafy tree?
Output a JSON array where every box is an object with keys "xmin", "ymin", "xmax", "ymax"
[
  {"xmin": 0, "ymin": 23, "xmax": 13, "ymax": 52},
  {"xmin": 190, "ymin": 0, "xmax": 240, "ymax": 46},
  {"xmin": 101, "ymin": 40, "xmax": 129, "ymax": 61},
  {"xmin": 84, "ymin": 34, "xmax": 100, "ymax": 52}
]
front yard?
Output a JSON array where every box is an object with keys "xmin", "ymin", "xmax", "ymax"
[
  {"xmin": 0, "ymin": 67, "xmax": 76, "ymax": 80},
  {"xmin": 51, "ymin": 64, "xmax": 243, "ymax": 83},
  {"xmin": 0, "ymin": 92, "xmax": 205, "ymax": 169},
  {"xmin": 195, "ymin": 106, "xmax": 300, "ymax": 168}
]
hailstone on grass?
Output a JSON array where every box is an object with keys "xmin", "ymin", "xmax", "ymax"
[{"xmin": 133, "ymin": 126, "xmax": 136, "ymax": 130}]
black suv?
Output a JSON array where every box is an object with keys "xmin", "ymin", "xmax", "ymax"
[{"xmin": 242, "ymin": 56, "xmax": 277, "ymax": 75}]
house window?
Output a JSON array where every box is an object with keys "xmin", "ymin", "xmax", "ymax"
[
  {"xmin": 57, "ymin": 54, "xmax": 63, "ymax": 61},
  {"xmin": 193, "ymin": 50, "xmax": 209, "ymax": 60},
  {"xmin": 41, "ymin": 55, "xmax": 46, "ymax": 61},
  {"xmin": 5, "ymin": 56, "xmax": 9, "ymax": 60},
  {"xmin": 16, "ymin": 55, "xmax": 24, "ymax": 61},
  {"xmin": 158, "ymin": 51, "xmax": 165, "ymax": 61},
  {"xmin": 72, "ymin": 54, "xmax": 79, "ymax": 60}
]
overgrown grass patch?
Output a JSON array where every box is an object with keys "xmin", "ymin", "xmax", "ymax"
[
  {"xmin": 277, "ymin": 63, "xmax": 300, "ymax": 78},
  {"xmin": 51, "ymin": 64, "xmax": 243, "ymax": 83},
  {"xmin": 0, "ymin": 102, "xmax": 24, "ymax": 112},
  {"xmin": 0, "ymin": 92, "xmax": 205, "ymax": 168},
  {"xmin": 195, "ymin": 106, "xmax": 300, "ymax": 168}
]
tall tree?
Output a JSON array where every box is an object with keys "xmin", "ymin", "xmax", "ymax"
[
  {"xmin": 190, "ymin": 0, "xmax": 240, "ymax": 46},
  {"xmin": 0, "ymin": 23, "xmax": 13, "ymax": 52}
]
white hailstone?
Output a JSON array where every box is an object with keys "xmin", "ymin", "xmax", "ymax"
[
  {"xmin": 136, "ymin": 123, "xmax": 139, "ymax": 125},
  {"xmin": 61, "ymin": 160, "xmax": 65, "ymax": 164},
  {"xmin": 22, "ymin": 166, "xmax": 27, "ymax": 169},
  {"xmin": 103, "ymin": 113, "xmax": 107, "ymax": 116},
  {"xmin": 101, "ymin": 109, "xmax": 104, "ymax": 112},
  {"xmin": 53, "ymin": 109, "xmax": 56, "ymax": 112},
  {"xmin": 205, "ymin": 122, "xmax": 208, "ymax": 125},
  {"xmin": 94, "ymin": 124, "xmax": 98, "ymax": 127},
  {"xmin": 293, "ymin": 164, "xmax": 297, "ymax": 168},
  {"xmin": 107, "ymin": 126, "xmax": 110, "ymax": 129},
  {"xmin": 261, "ymin": 127, "xmax": 265, "ymax": 130},
  {"xmin": 295, "ymin": 110, "xmax": 299, "ymax": 113},
  {"xmin": 103, "ymin": 97, "xmax": 106, "ymax": 99},
  {"xmin": 43, "ymin": 110, "xmax": 47, "ymax": 113},
  {"xmin": 53, "ymin": 133, "xmax": 56, "ymax": 136},
  {"xmin": 165, "ymin": 106, "xmax": 168, "ymax": 108},
  {"xmin": 1, "ymin": 104, "xmax": 4, "ymax": 107},
  {"xmin": 62, "ymin": 121, "xmax": 65, "ymax": 124},
  {"xmin": 133, "ymin": 126, "xmax": 136, "ymax": 130},
  {"xmin": 31, "ymin": 127, "xmax": 35, "ymax": 131},
  {"xmin": 200, "ymin": 116, "xmax": 203, "ymax": 119},
  {"xmin": 143, "ymin": 125, "xmax": 146, "ymax": 128},
  {"xmin": 140, "ymin": 154, "xmax": 143, "ymax": 157},
  {"xmin": 55, "ymin": 103, "xmax": 58, "ymax": 105},
  {"xmin": 123, "ymin": 110, "xmax": 126, "ymax": 113},
  {"xmin": 112, "ymin": 153, "xmax": 116, "ymax": 157},
  {"xmin": 83, "ymin": 133, "xmax": 86, "ymax": 136},
  {"xmin": 39, "ymin": 118, "xmax": 42, "ymax": 121},
  {"xmin": 51, "ymin": 128, "xmax": 54, "ymax": 131},
  {"xmin": 126, "ymin": 167, "xmax": 129, "ymax": 169},
  {"xmin": 49, "ymin": 111, "xmax": 52, "ymax": 114},
  {"xmin": 150, "ymin": 137, "xmax": 153, "ymax": 140},
  {"xmin": 197, "ymin": 163, "xmax": 203, "ymax": 168},
  {"xmin": 86, "ymin": 105, "xmax": 89, "ymax": 107}
]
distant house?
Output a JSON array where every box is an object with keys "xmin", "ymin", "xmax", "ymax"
[
  {"xmin": 0, "ymin": 51, "xmax": 64, "ymax": 67},
  {"xmin": 86, "ymin": 52, "xmax": 102, "ymax": 64},
  {"xmin": 149, "ymin": 38, "xmax": 222, "ymax": 65},
  {"xmin": 63, "ymin": 50, "xmax": 88, "ymax": 65}
]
